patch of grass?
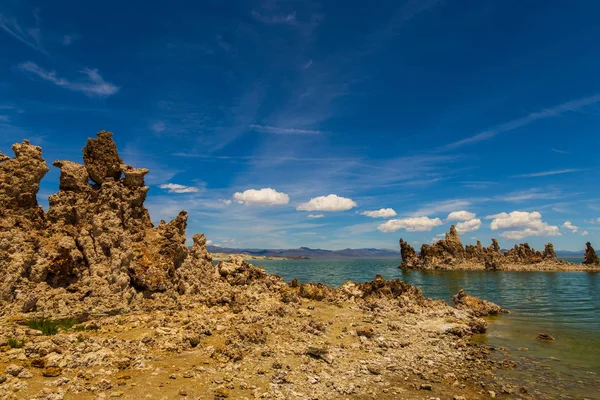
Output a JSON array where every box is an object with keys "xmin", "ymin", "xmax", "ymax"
[
  {"xmin": 7, "ymin": 337, "xmax": 25, "ymax": 348},
  {"xmin": 24, "ymin": 318, "xmax": 79, "ymax": 336}
]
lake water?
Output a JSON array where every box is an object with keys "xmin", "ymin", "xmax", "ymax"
[{"xmin": 256, "ymin": 258, "xmax": 600, "ymax": 399}]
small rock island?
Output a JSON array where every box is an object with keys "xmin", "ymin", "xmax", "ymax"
[{"xmin": 399, "ymin": 225, "xmax": 600, "ymax": 271}]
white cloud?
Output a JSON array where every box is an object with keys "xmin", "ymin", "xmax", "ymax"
[
  {"xmin": 307, "ymin": 214, "xmax": 325, "ymax": 219},
  {"xmin": 455, "ymin": 218, "xmax": 481, "ymax": 234},
  {"xmin": 487, "ymin": 211, "xmax": 560, "ymax": 240},
  {"xmin": 378, "ymin": 216, "xmax": 443, "ymax": 233},
  {"xmin": 206, "ymin": 239, "xmax": 213, "ymax": 245},
  {"xmin": 446, "ymin": 210, "xmax": 476, "ymax": 221},
  {"xmin": 249, "ymin": 124, "xmax": 323, "ymax": 135},
  {"xmin": 514, "ymin": 169, "xmax": 583, "ymax": 178},
  {"xmin": 233, "ymin": 188, "xmax": 290, "ymax": 206},
  {"xmin": 159, "ymin": 183, "xmax": 200, "ymax": 194},
  {"xmin": 562, "ymin": 221, "xmax": 579, "ymax": 233},
  {"xmin": 150, "ymin": 121, "xmax": 166, "ymax": 134},
  {"xmin": 297, "ymin": 194, "xmax": 357, "ymax": 212},
  {"xmin": 220, "ymin": 199, "xmax": 232, "ymax": 205},
  {"xmin": 362, "ymin": 208, "xmax": 397, "ymax": 218},
  {"xmin": 581, "ymin": 231, "xmax": 589, "ymax": 236},
  {"xmin": 18, "ymin": 62, "xmax": 119, "ymax": 97}
]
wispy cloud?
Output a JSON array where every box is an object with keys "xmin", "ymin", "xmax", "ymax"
[
  {"xmin": 494, "ymin": 188, "xmax": 562, "ymax": 202},
  {"xmin": 62, "ymin": 33, "xmax": 81, "ymax": 46},
  {"xmin": 252, "ymin": 10, "xmax": 297, "ymax": 25},
  {"xmin": 18, "ymin": 62, "xmax": 120, "ymax": 98},
  {"xmin": 443, "ymin": 93, "xmax": 600, "ymax": 150},
  {"xmin": 216, "ymin": 34, "xmax": 234, "ymax": 53},
  {"xmin": 460, "ymin": 180, "xmax": 495, "ymax": 189},
  {"xmin": 408, "ymin": 199, "xmax": 472, "ymax": 217},
  {"xmin": 513, "ymin": 169, "xmax": 583, "ymax": 178},
  {"xmin": 0, "ymin": 11, "xmax": 46, "ymax": 54},
  {"xmin": 150, "ymin": 121, "xmax": 166, "ymax": 134},
  {"xmin": 552, "ymin": 148, "xmax": 570, "ymax": 154},
  {"xmin": 249, "ymin": 124, "xmax": 323, "ymax": 135}
]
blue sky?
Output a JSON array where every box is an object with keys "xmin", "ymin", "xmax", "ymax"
[{"xmin": 1, "ymin": 0, "xmax": 600, "ymax": 251}]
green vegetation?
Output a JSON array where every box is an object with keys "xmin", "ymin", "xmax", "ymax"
[
  {"xmin": 7, "ymin": 337, "xmax": 25, "ymax": 348},
  {"xmin": 24, "ymin": 318, "xmax": 79, "ymax": 336}
]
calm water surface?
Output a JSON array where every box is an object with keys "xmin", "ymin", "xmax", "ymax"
[{"xmin": 257, "ymin": 258, "xmax": 600, "ymax": 398}]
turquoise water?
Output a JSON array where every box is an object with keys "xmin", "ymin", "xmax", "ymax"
[{"xmin": 257, "ymin": 258, "xmax": 600, "ymax": 398}]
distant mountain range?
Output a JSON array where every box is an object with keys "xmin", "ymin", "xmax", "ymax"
[
  {"xmin": 206, "ymin": 246, "xmax": 400, "ymax": 259},
  {"xmin": 207, "ymin": 246, "xmax": 585, "ymax": 260},
  {"xmin": 555, "ymin": 250, "xmax": 585, "ymax": 257}
]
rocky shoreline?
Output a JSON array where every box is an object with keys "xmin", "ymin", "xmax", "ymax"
[
  {"xmin": 0, "ymin": 131, "xmax": 566, "ymax": 399},
  {"xmin": 399, "ymin": 226, "xmax": 600, "ymax": 271}
]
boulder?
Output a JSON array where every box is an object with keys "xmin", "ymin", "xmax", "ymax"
[{"xmin": 452, "ymin": 289, "xmax": 508, "ymax": 317}]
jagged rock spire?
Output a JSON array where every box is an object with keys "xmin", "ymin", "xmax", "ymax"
[
  {"xmin": 0, "ymin": 140, "xmax": 49, "ymax": 225},
  {"xmin": 583, "ymin": 242, "xmax": 600, "ymax": 265},
  {"xmin": 82, "ymin": 130, "xmax": 123, "ymax": 184}
]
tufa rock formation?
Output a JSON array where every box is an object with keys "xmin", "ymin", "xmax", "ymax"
[
  {"xmin": 398, "ymin": 225, "xmax": 592, "ymax": 271},
  {"xmin": 419, "ymin": 225, "xmax": 467, "ymax": 267},
  {"xmin": 399, "ymin": 239, "xmax": 418, "ymax": 268},
  {"xmin": 583, "ymin": 242, "xmax": 600, "ymax": 265},
  {"xmin": 452, "ymin": 289, "xmax": 508, "ymax": 317},
  {"xmin": 0, "ymin": 131, "xmax": 216, "ymax": 315}
]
